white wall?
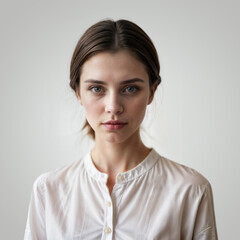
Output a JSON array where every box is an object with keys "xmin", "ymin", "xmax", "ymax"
[{"xmin": 0, "ymin": 0, "xmax": 239, "ymax": 239}]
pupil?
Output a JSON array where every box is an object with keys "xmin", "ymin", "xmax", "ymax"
[
  {"xmin": 128, "ymin": 87, "xmax": 134, "ymax": 92},
  {"xmin": 95, "ymin": 87, "xmax": 100, "ymax": 92}
]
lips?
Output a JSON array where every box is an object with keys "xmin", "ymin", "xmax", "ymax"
[{"xmin": 102, "ymin": 120, "xmax": 128, "ymax": 130}]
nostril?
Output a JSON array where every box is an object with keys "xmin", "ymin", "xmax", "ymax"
[
  {"xmin": 105, "ymin": 103, "xmax": 123, "ymax": 114},
  {"xmin": 104, "ymin": 94, "xmax": 124, "ymax": 114}
]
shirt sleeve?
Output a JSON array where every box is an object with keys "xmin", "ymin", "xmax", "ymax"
[
  {"xmin": 24, "ymin": 175, "xmax": 47, "ymax": 240},
  {"xmin": 193, "ymin": 182, "xmax": 218, "ymax": 240}
]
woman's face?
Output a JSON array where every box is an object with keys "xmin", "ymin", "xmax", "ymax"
[{"xmin": 78, "ymin": 50, "xmax": 155, "ymax": 144}]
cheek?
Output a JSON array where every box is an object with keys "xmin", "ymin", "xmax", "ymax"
[
  {"xmin": 81, "ymin": 97, "xmax": 102, "ymax": 119},
  {"xmin": 127, "ymin": 97, "xmax": 149, "ymax": 119}
]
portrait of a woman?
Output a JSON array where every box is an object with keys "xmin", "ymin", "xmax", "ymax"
[{"xmin": 24, "ymin": 19, "xmax": 218, "ymax": 240}]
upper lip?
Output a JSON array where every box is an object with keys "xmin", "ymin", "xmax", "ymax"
[{"xmin": 103, "ymin": 120, "xmax": 127, "ymax": 125}]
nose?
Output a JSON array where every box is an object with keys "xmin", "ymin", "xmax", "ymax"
[{"xmin": 105, "ymin": 92, "xmax": 123, "ymax": 115}]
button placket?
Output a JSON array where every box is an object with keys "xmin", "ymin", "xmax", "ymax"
[
  {"xmin": 102, "ymin": 173, "xmax": 126, "ymax": 239},
  {"xmin": 104, "ymin": 192, "xmax": 113, "ymax": 239},
  {"xmin": 104, "ymin": 226, "xmax": 112, "ymax": 234},
  {"xmin": 104, "ymin": 203, "xmax": 113, "ymax": 239}
]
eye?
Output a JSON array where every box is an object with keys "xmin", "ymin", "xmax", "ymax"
[
  {"xmin": 123, "ymin": 86, "xmax": 139, "ymax": 93},
  {"xmin": 89, "ymin": 86, "xmax": 104, "ymax": 93}
]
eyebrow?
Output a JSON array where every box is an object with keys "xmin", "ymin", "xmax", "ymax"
[{"xmin": 83, "ymin": 78, "xmax": 145, "ymax": 85}]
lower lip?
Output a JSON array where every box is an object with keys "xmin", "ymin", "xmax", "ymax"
[{"xmin": 103, "ymin": 123, "xmax": 127, "ymax": 130}]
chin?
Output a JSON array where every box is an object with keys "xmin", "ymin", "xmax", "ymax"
[
  {"xmin": 94, "ymin": 125, "xmax": 141, "ymax": 144},
  {"xmin": 103, "ymin": 134, "xmax": 128, "ymax": 144},
  {"xmin": 103, "ymin": 128, "xmax": 140, "ymax": 144}
]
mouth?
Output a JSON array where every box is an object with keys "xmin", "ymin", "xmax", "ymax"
[{"xmin": 102, "ymin": 120, "xmax": 128, "ymax": 130}]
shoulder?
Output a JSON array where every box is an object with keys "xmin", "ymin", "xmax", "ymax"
[
  {"xmin": 32, "ymin": 155, "xmax": 86, "ymax": 194},
  {"xmin": 152, "ymin": 150, "xmax": 210, "ymax": 189}
]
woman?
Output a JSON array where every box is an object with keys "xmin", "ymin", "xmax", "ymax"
[{"xmin": 24, "ymin": 19, "xmax": 218, "ymax": 239}]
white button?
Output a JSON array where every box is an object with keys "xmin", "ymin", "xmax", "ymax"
[
  {"xmin": 117, "ymin": 174, "xmax": 124, "ymax": 181},
  {"xmin": 104, "ymin": 227, "xmax": 112, "ymax": 234},
  {"xmin": 107, "ymin": 201, "xmax": 111, "ymax": 207}
]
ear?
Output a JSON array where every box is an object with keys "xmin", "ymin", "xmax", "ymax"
[
  {"xmin": 148, "ymin": 83, "xmax": 158, "ymax": 105},
  {"xmin": 75, "ymin": 88, "xmax": 82, "ymax": 105}
]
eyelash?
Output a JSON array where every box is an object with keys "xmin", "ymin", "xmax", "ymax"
[
  {"xmin": 88, "ymin": 86, "xmax": 140, "ymax": 95},
  {"xmin": 122, "ymin": 86, "xmax": 140, "ymax": 93},
  {"xmin": 89, "ymin": 86, "xmax": 103, "ymax": 93}
]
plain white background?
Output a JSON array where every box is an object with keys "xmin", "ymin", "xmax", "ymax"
[{"xmin": 0, "ymin": 0, "xmax": 239, "ymax": 239}]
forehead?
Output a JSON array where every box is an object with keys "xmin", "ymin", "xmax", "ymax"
[{"xmin": 80, "ymin": 50, "xmax": 149, "ymax": 82}]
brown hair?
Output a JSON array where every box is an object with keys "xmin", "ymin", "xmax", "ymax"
[{"xmin": 70, "ymin": 19, "xmax": 161, "ymax": 139}]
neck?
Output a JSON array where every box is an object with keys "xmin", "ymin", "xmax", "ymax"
[{"xmin": 91, "ymin": 131, "xmax": 151, "ymax": 176}]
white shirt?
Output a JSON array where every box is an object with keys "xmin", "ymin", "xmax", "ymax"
[{"xmin": 24, "ymin": 149, "xmax": 218, "ymax": 240}]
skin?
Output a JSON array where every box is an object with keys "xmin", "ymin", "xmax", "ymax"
[{"xmin": 76, "ymin": 50, "xmax": 157, "ymax": 194}]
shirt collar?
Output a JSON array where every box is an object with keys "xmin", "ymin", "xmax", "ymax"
[{"xmin": 83, "ymin": 148, "xmax": 159, "ymax": 184}]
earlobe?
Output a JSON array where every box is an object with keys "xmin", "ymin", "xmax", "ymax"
[
  {"xmin": 79, "ymin": 98, "xmax": 82, "ymax": 105},
  {"xmin": 76, "ymin": 90, "xmax": 82, "ymax": 105},
  {"xmin": 148, "ymin": 95, "xmax": 154, "ymax": 105},
  {"xmin": 148, "ymin": 84, "xmax": 158, "ymax": 105}
]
